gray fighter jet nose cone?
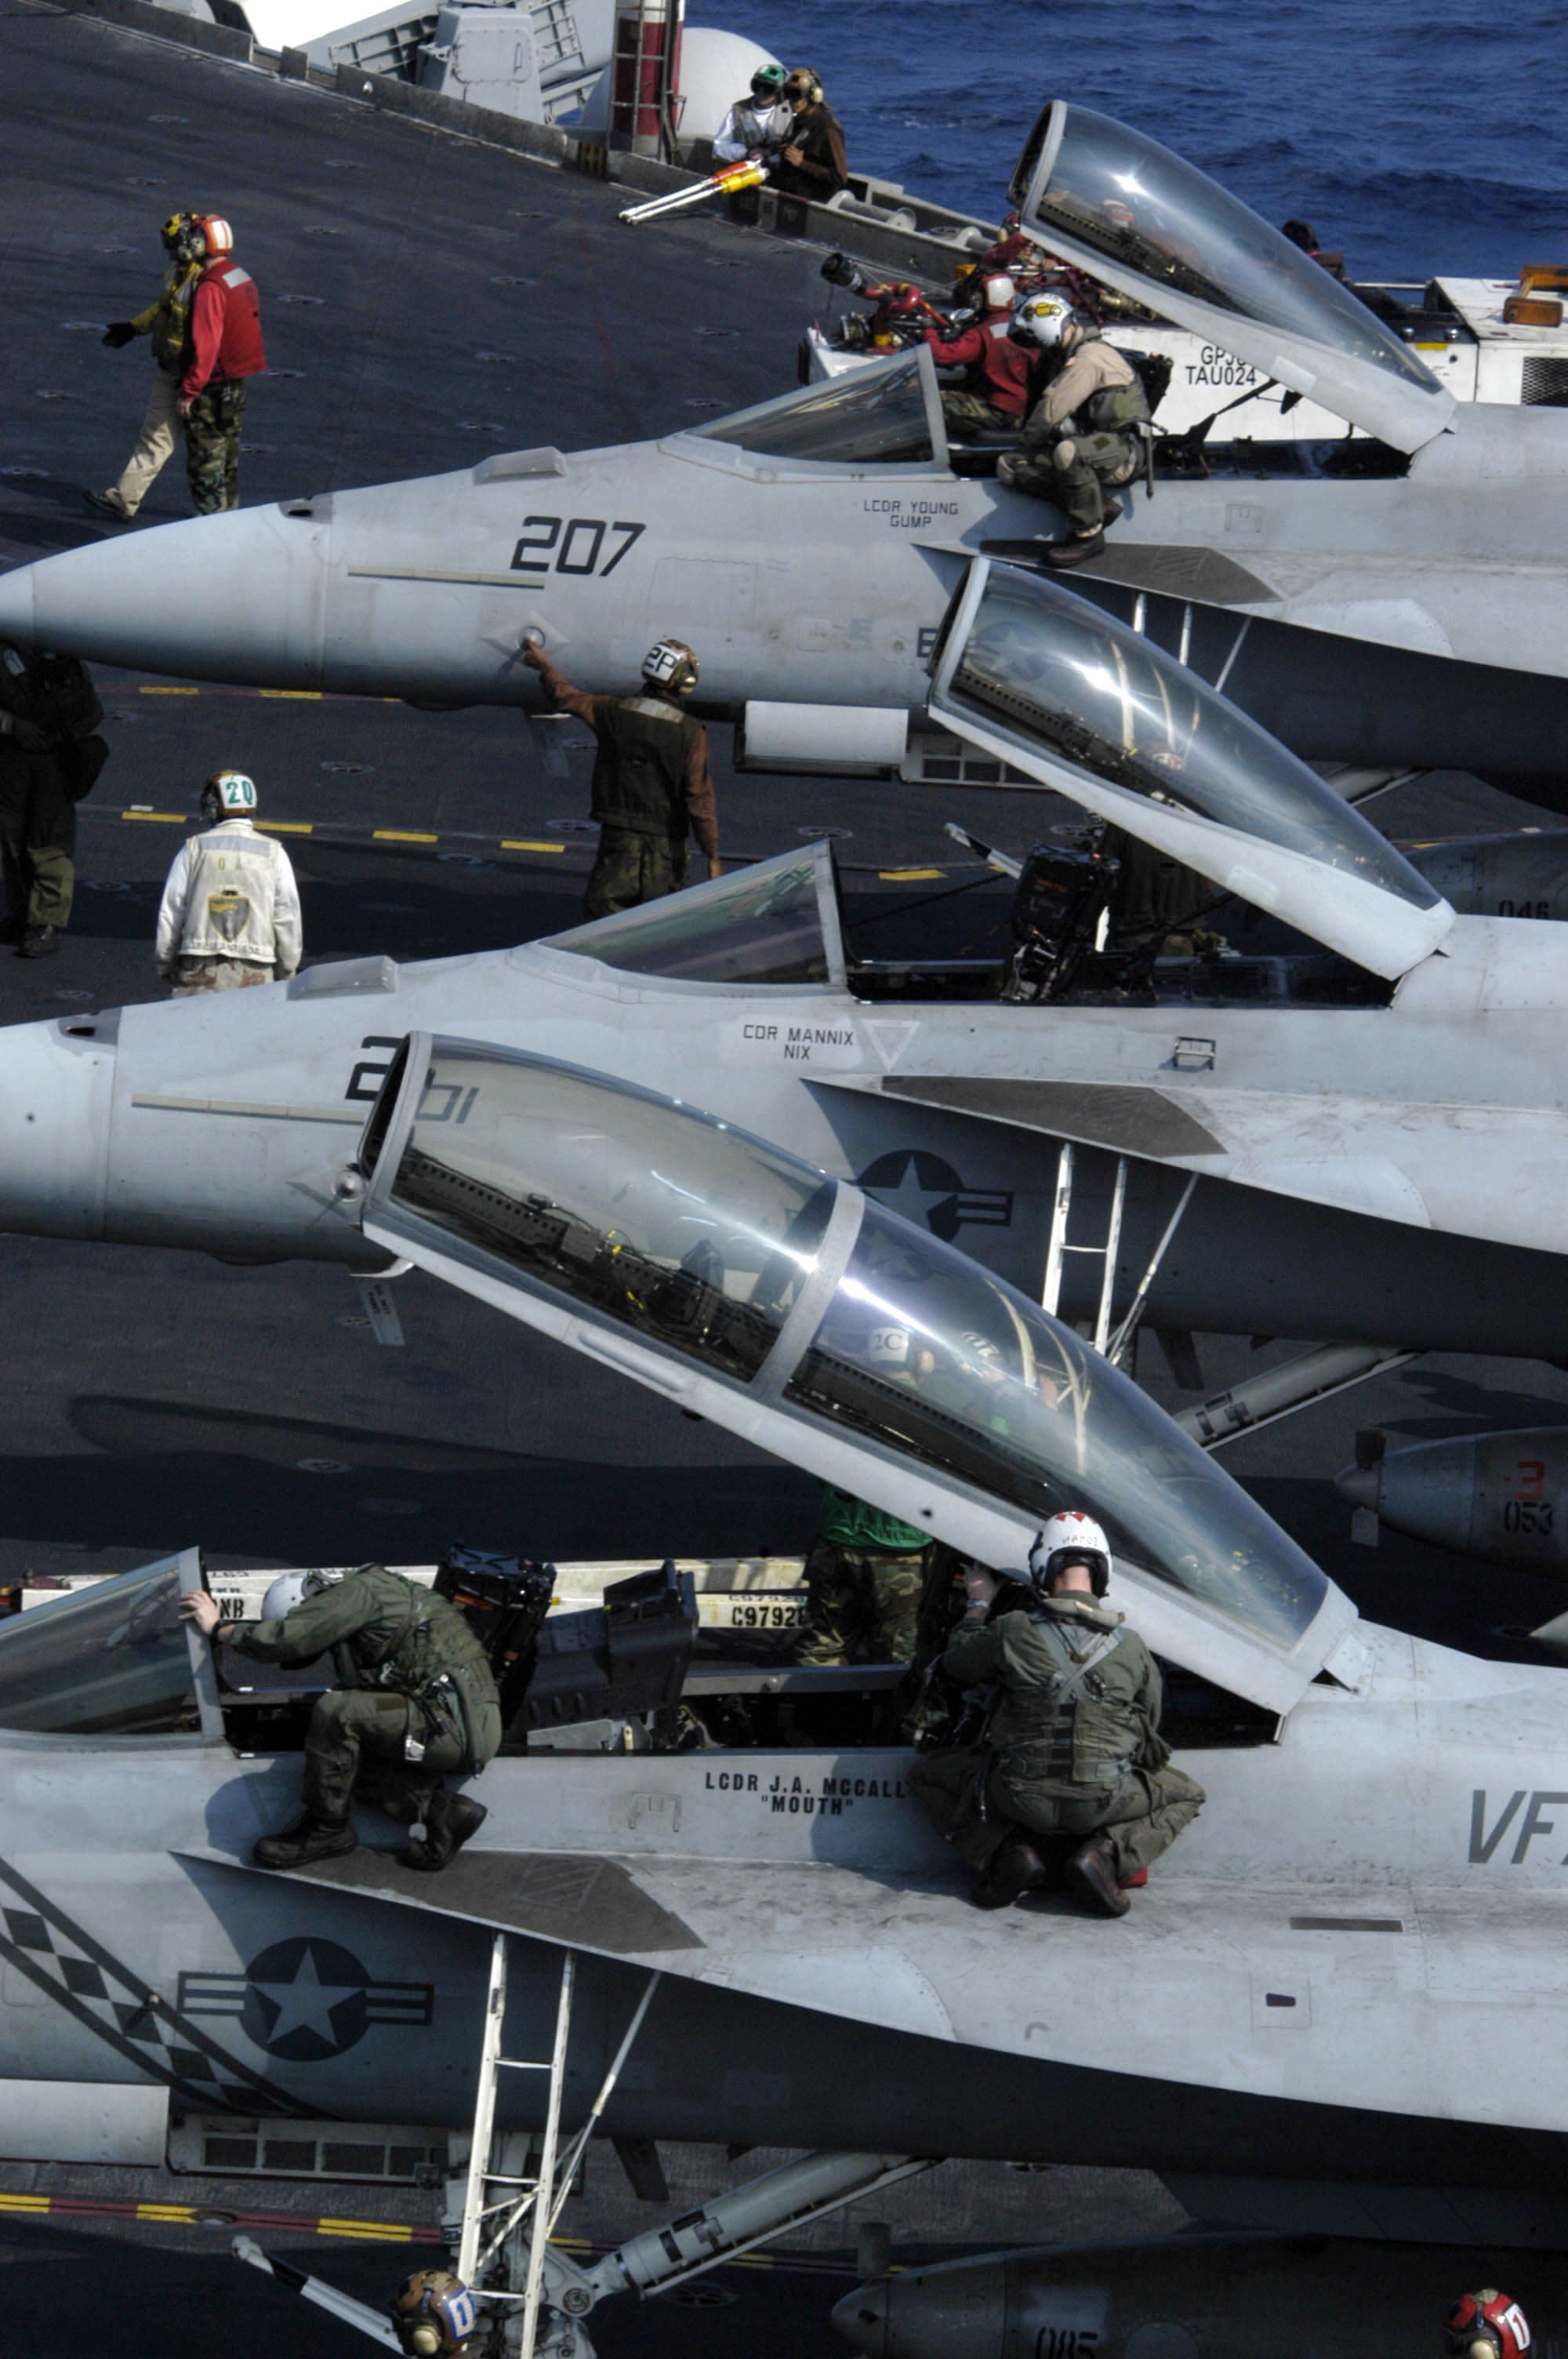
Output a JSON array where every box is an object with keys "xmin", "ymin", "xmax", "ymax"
[
  {"xmin": 1334, "ymin": 1460, "xmax": 1380, "ymax": 1510},
  {"xmin": 0, "ymin": 507, "xmax": 332, "ymax": 689},
  {"xmin": 0, "ymin": 560, "xmax": 36, "ymax": 646}
]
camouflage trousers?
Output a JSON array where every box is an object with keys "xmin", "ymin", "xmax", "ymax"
[
  {"xmin": 185, "ymin": 378, "xmax": 248, "ymax": 515},
  {"xmin": 939, "ymin": 389, "xmax": 1021, "ymax": 438},
  {"xmin": 303, "ymin": 1687, "xmax": 490, "ymax": 1824},
  {"xmin": 583, "ymin": 825, "xmax": 687, "ymax": 919},
  {"xmin": 169, "ymin": 955, "xmax": 273, "ymax": 996},
  {"xmin": 0, "ymin": 752, "xmax": 74, "ymax": 930},
  {"xmin": 997, "ymin": 429, "xmax": 1140, "ymax": 533},
  {"xmin": 909, "ymin": 1743, "xmax": 1205, "ymax": 1883},
  {"xmin": 796, "ymin": 1539, "xmax": 930, "ymax": 1667}
]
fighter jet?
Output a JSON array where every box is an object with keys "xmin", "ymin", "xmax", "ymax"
[
  {"xmin": 9, "ymin": 1057, "xmax": 1568, "ymax": 2359},
  {"xmin": 5, "ymin": 107, "xmax": 1568, "ymax": 803},
  {"xmin": 16, "ymin": 554, "xmax": 1568, "ymax": 1438}
]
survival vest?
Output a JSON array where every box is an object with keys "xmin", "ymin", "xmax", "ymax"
[
  {"xmin": 590, "ymin": 696, "xmax": 703, "ymax": 838},
  {"xmin": 336, "ymin": 1565, "xmax": 502, "ymax": 1773},
  {"xmin": 178, "ymin": 824, "xmax": 285, "ymax": 963},
  {"xmin": 1083, "ymin": 357, "xmax": 1153, "ymax": 432},
  {"xmin": 725, "ymin": 96, "xmax": 792, "ymax": 152},
  {"xmin": 993, "ymin": 1608, "xmax": 1152, "ymax": 1789},
  {"xmin": 132, "ymin": 260, "xmax": 201, "ymax": 373}
]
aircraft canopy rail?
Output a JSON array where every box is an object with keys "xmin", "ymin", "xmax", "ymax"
[
  {"xmin": 358, "ymin": 1037, "xmax": 1355, "ymax": 1714},
  {"xmin": 928, "ymin": 562, "xmax": 1456, "ymax": 981},
  {"xmin": 544, "ymin": 841, "xmax": 847, "ymax": 990},
  {"xmin": 1007, "ymin": 104, "xmax": 1456, "ymax": 453},
  {"xmin": 0, "ymin": 1550, "xmax": 221, "ymax": 1740},
  {"xmin": 677, "ymin": 348, "xmax": 951, "ymax": 475}
]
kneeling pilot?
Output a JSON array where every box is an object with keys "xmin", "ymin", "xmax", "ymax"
[
  {"xmin": 909, "ymin": 1510, "xmax": 1203, "ymax": 1916},
  {"xmin": 183, "ymin": 1566, "xmax": 502, "ymax": 1873}
]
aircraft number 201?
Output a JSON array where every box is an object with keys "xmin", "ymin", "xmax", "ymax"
[{"xmin": 510, "ymin": 516, "xmax": 646, "ymax": 580}]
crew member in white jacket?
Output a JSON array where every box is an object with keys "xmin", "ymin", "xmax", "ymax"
[
  {"xmin": 155, "ymin": 769, "xmax": 302, "ymax": 994},
  {"xmin": 713, "ymin": 61, "xmax": 792, "ymax": 164}
]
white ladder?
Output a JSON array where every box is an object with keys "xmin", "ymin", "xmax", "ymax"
[
  {"xmin": 456, "ymin": 1937, "xmax": 661, "ymax": 2359},
  {"xmin": 1042, "ymin": 1147, "xmax": 1198, "ymax": 1368},
  {"xmin": 1040, "ymin": 1141, "xmax": 1128, "ymax": 1354}
]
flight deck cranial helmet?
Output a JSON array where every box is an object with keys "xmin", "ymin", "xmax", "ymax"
[
  {"xmin": 642, "ymin": 638, "xmax": 699, "ymax": 697},
  {"xmin": 391, "ymin": 2269, "xmax": 478, "ymax": 2357},
  {"xmin": 200, "ymin": 769, "xmax": 257, "ymax": 823},
  {"xmin": 1010, "ymin": 292, "xmax": 1080, "ymax": 350},
  {"xmin": 260, "ymin": 1568, "xmax": 345, "ymax": 1622},
  {"xmin": 750, "ymin": 60, "xmax": 787, "ymax": 102},
  {"xmin": 194, "ymin": 214, "xmax": 234, "ymax": 259},
  {"xmin": 1446, "ymin": 2294, "xmax": 1531, "ymax": 2359},
  {"xmin": 784, "ymin": 64, "xmax": 824, "ymax": 104},
  {"xmin": 160, "ymin": 211, "xmax": 204, "ymax": 265},
  {"xmin": 1031, "ymin": 1510, "xmax": 1113, "ymax": 1598},
  {"xmin": 981, "ymin": 272, "xmax": 1018, "ymax": 314}
]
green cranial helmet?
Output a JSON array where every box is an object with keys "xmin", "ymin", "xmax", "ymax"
[{"xmin": 750, "ymin": 61, "xmax": 787, "ymax": 99}]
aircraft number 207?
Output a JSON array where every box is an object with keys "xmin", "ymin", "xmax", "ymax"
[{"xmin": 510, "ymin": 517, "xmax": 646, "ymax": 580}]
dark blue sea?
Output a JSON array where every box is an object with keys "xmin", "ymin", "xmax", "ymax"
[{"xmin": 704, "ymin": 0, "xmax": 1568, "ymax": 281}]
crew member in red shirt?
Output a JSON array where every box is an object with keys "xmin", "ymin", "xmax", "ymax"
[
  {"xmin": 924, "ymin": 273, "xmax": 1032, "ymax": 436},
  {"xmin": 177, "ymin": 215, "xmax": 266, "ymax": 514}
]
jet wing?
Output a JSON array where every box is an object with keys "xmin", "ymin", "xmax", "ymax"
[
  {"xmin": 1007, "ymin": 104, "xmax": 1455, "ymax": 454},
  {"xmin": 927, "ymin": 559, "xmax": 1455, "ymax": 980},
  {"xmin": 824, "ymin": 1070, "xmax": 1568, "ymax": 1258}
]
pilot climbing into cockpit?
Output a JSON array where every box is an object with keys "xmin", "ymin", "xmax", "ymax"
[
  {"xmin": 998, "ymin": 294, "xmax": 1153, "ymax": 567},
  {"xmin": 909, "ymin": 1511, "xmax": 1204, "ymax": 1917},
  {"xmin": 183, "ymin": 1565, "xmax": 502, "ymax": 1874}
]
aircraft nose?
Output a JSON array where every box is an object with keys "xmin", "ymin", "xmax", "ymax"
[
  {"xmin": 0, "ymin": 1012, "xmax": 114, "ymax": 1241},
  {"xmin": 0, "ymin": 502, "xmax": 329, "ymax": 685},
  {"xmin": 0, "ymin": 562, "xmax": 35, "ymax": 644}
]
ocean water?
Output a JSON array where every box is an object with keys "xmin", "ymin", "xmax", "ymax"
[{"xmin": 702, "ymin": 0, "xmax": 1568, "ymax": 281}]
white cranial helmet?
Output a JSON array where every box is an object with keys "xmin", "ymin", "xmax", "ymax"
[
  {"xmin": 260, "ymin": 1567, "xmax": 343, "ymax": 1622},
  {"xmin": 1031, "ymin": 1510, "xmax": 1113, "ymax": 1597},
  {"xmin": 1010, "ymin": 293, "xmax": 1078, "ymax": 348}
]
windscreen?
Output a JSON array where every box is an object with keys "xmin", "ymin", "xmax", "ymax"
[
  {"xmin": 386, "ymin": 1047, "xmax": 836, "ymax": 1383},
  {"xmin": 0, "ymin": 1558, "xmax": 201, "ymax": 1735},
  {"xmin": 945, "ymin": 566, "xmax": 1441, "ymax": 908},
  {"xmin": 785, "ymin": 1201, "xmax": 1327, "ymax": 1648},
  {"xmin": 1011, "ymin": 104, "xmax": 1438, "ymax": 393},
  {"xmin": 547, "ymin": 849, "xmax": 836, "ymax": 984},
  {"xmin": 691, "ymin": 351, "xmax": 937, "ymax": 466}
]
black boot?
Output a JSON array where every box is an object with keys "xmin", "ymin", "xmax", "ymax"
[
  {"xmin": 973, "ymin": 1835, "xmax": 1051, "ymax": 1910},
  {"xmin": 1065, "ymin": 1832, "xmax": 1131, "ymax": 1917},
  {"xmin": 19, "ymin": 925, "xmax": 60, "ymax": 958},
  {"xmin": 1045, "ymin": 530, "xmax": 1106, "ymax": 569},
  {"xmin": 402, "ymin": 1789, "xmax": 487, "ymax": 1873},
  {"xmin": 254, "ymin": 1812, "xmax": 358, "ymax": 1870}
]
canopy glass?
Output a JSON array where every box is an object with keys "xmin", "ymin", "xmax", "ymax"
[
  {"xmin": 377, "ymin": 1046, "xmax": 836, "ymax": 1384},
  {"xmin": 689, "ymin": 350, "xmax": 941, "ymax": 467},
  {"xmin": 368, "ymin": 1042, "xmax": 1331, "ymax": 1655},
  {"xmin": 1010, "ymin": 104, "xmax": 1438, "ymax": 393},
  {"xmin": 546, "ymin": 844, "xmax": 843, "ymax": 987},
  {"xmin": 938, "ymin": 565, "xmax": 1442, "ymax": 909},
  {"xmin": 0, "ymin": 1558, "xmax": 203, "ymax": 1736}
]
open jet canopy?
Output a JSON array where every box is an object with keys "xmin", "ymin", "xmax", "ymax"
[
  {"xmin": 928, "ymin": 561, "xmax": 1456, "ymax": 980},
  {"xmin": 543, "ymin": 840, "xmax": 848, "ymax": 988},
  {"xmin": 1008, "ymin": 103, "xmax": 1456, "ymax": 453},
  {"xmin": 667, "ymin": 345, "xmax": 952, "ymax": 474},
  {"xmin": 357, "ymin": 1035, "xmax": 1354, "ymax": 1713}
]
